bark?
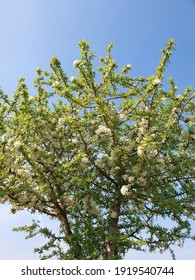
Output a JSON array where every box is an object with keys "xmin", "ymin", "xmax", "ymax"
[
  {"xmin": 106, "ymin": 195, "xmax": 121, "ymax": 258},
  {"xmin": 59, "ymin": 209, "xmax": 82, "ymax": 259}
]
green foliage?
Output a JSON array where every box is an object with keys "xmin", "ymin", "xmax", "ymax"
[{"xmin": 0, "ymin": 39, "xmax": 194, "ymax": 259}]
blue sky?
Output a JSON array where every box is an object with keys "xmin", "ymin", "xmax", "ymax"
[{"xmin": 0, "ymin": 0, "xmax": 194, "ymax": 259}]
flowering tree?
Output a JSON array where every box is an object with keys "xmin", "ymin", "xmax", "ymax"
[{"xmin": 0, "ymin": 39, "xmax": 194, "ymax": 259}]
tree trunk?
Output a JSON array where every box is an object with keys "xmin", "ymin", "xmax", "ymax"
[
  {"xmin": 59, "ymin": 210, "xmax": 82, "ymax": 259},
  {"xmin": 106, "ymin": 195, "xmax": 121, "ymax": 258}
]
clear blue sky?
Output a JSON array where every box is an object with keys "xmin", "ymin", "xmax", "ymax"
[{"xmin": 0, "ymin": 0, "xmax": 194, "ymax": 259}]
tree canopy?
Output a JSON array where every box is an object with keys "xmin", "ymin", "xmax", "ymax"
[{"xmin": 0, "ymin": 39, "xmax": 194, "ymax": 259}]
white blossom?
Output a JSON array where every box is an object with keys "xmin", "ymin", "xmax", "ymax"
[
  {"xmin": 13, "ymin": 141, "xmax": 21, "ymax": 149},
  {"xmin": 139, "ymin": 177, "xmax": 147, "ymax": 185},
  {"xmin": 58, "ymin": 118, "xmax": 65, "ymax": 125},
  {"xmin": 125, "ymin": 139, "xmax": 135, "ymax": 151},
  {"xmin": 132, "ymin": 165, "xmax": 139, "ymax": 174},
  {"xmin": 115, "ymin": 166, "xmax": 120, "ymax": 170},
  {"xmin": 73, "ymin": 60, "xmax": 80, "ymax": 67},
  {"xmin": 119, "ymin": 136, "xmax": 126, "ymax": 142},
  {"xmin": 137, "ymin": 146, "xmax": 144, "ymax": 157},
  {"xmin": 1, "ymin": 133, "xmax": 9, "ymax": 142},
  {"xmin": 153, "ymin": 78, "xmax": 161, "ymax": 85},
  {"xmin": 175, "ymin": 241, "xmax": 183, "ymax": 247},
  {"xmin": 141, "ymin": 118, "xmax": 149, "ymax": 126},
  {"xmin": 72, "ymin": 138, "xmax": 78, "ymax": 144},
  {"xmin": 161, "ymin": 97, "xmax": 167, "ymax": 102},
  {"xmin": 110, "ymin": 211, "xmax": 118, "ymax": 218},
  {"xmin": 119, "ymin": 113, "xmax": 127, "ymax": 121},
  {"xmin": 150, "ymin": 133, "xmax": 156, "ymax": 138},
  {"xmin": 52, "ymin": 81, "xmax": 60, "ymax": 88},
  {"xmin": 28, "ymin": 96, "xmax": 35, "ymax": 101},
  {"xmin": 81, "ymin": 157, "xmax": 89, "ymax": 164},
  {"xmin": 139, "ymin": 127, "xmax": 145, "ymax": 133},
  {"xmin": 122, "ymin": 174, "xmax": 129, "ymax": 181},
  {"xmin": 128, "ymin": 176, "xmax": 134, "ymax": 183},
  {"xmin": 20, "ymin": 81, "xmax": 26, "ymax": 86},
  {"xmin": 95, "ymin": 125, "xmax": 111, "ymax": 136},
  {"xmin": 126, "ymin": 64, "xmax": 132, "ymax": 69},
  {"xmin": 172, "ymin": 107, "xmax": 181, "ymax": 114},
  {"xmin": 70, "ymin": 76, "xmax": 77, "ymax": 83},
  {"xmin": 149, "ymin": 149, "xmax": 158, "ymax": 157},
  {"xmin": 151, "ymin": 126, "xmax": 158, "ymax": 132},
  {"xmin": 32, "ymin": 143, "xmax": 38, "ymax": 149},
  {"xmin": 16, "ymin": 169, "xmax": 30, "ymax": 180},
  {"xmin": 138, "ymin": 118, "xmax": 149, "ymax": 133},
  {"xmin": 120, "ymin": 185, "xmax": 129, "ymax": 196},
  {"xmin": 7, "ymin": 138, "xmax": 14, "ymax": 144}
]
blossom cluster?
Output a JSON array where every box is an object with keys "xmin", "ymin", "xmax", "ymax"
[
  {"xmin": 13, "ymin": 141, "xmax": 21, "ymax": 149},
  {"xmin": 153, "ymin": 78, "xmax": 161, "ymax": 85},
  {"xmin": 119, "ymin": 113, "xmax": 127, "ymax": 122},
  {"xmin": 137, "ymin": 146, "xmax": 145, "ymax": 157},
  {"xmin": 95, "ymin": 125, "xmax": 112, "ymax": 136},
  {"xmin": 81, "ymin": 156, "xmax": 89, "ymax": 164},
  {"xmin": 138, "ymin": 118, "xmax": 149, "ymax": 133},
  {"xmin": 70, "ymin": 76, "xmax": 77, "ymax": 83},
  {"xmin": 73, "ymin": 60, "xmax": 80, "ymax": 67},
  {"xmin": 120, "ymin": 185, "xmax": 129, "ymax": 196},
  {"xmin": 52, "ymin": 81, "xmax": 60, "ymax": 88}
]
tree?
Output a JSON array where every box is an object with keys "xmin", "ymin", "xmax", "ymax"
[{"xmin": 0, "ymin": 39, "xmax": 194, "ymax": 260}]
